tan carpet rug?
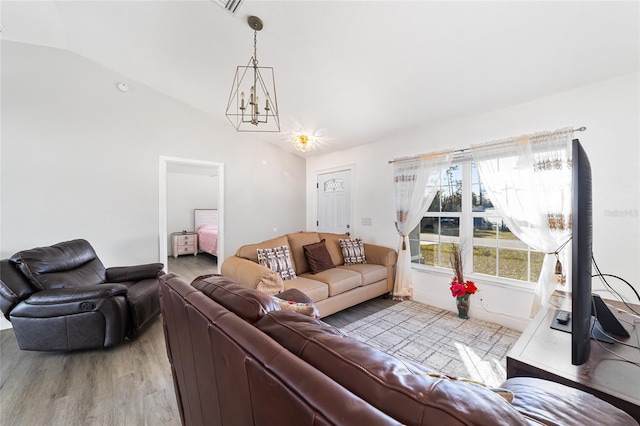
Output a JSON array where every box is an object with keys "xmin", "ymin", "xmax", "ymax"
[{"xmin": 339, "ymin": 301, "xmax": 521, "ymax": 387}]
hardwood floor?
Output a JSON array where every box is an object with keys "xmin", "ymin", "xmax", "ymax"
[
  {"xmin": 0, "ymin": 317, "xmax": 180, "ymax": 426},
  {"xmin": 322, "ymin": 296, "xmax": 399, "ymax": 328},
  {"xmin": 0, "ymin": 290, "xmax": 392, "ymax": 426},
  {"xmin": 167, "ymin": 252, "xmax": 218, "ymax": 283}
]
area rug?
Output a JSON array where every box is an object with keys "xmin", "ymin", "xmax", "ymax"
[{"xmin": 339, "ymin": 301, "xmax": 521, "ymax": 387}]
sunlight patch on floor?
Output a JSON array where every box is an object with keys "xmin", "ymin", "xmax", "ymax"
[{"xmin": 455, "ymin": 342, "xmax": 506, "ymax": 387}]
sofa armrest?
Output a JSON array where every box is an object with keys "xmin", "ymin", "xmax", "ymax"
[
  {"xmin": 363, "ymin": 244, "xmax": 398, "ymax": 267},
  {"xmin": 501, "ymin": 377, "xmax": 637, "ymax": 426},
  {"xmin": 106, "ymin": 263, "xmax": 164, "ymax": 282},
  {"xmin": 221, "ymin": 256, "xmax": 284, "ymax": 295},
  {"xmin": 21, "ymin": 284, "xmax": 129, "ymax": 305},
  {"xmin": 363, "ymin": 244, "xmax": 397, "ymax": 292}
]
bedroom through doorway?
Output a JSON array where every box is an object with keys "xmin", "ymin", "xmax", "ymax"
[{"xmin": 159, "ymin": 157, "xmax": 224, "ymax": 281}]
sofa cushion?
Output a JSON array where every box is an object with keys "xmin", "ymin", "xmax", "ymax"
[
  {"xmin": 257, "ymin": 245, "xmax": 297, "ymax": 281},
  {"xmin": 339, "ymin": 238, "xmax": 366, "ymax": 265},
  {"xmin": 286, "ymin": 232, "xmax": 321, "ymax": 275},
  {"xmin": 256, "ymin": 311, "xmax": 528, "ymax": 426},
  {"xmin": 501, "ymin": 377, "xmax": 636, "ymax": 426},
  {"xmin": 338, "ymin": 264, "xmax": 387, "ymax": 286},
  {"xmin": 236, "ymin": 236, "xmax": 289, "ymax": 263},
  {"xmin": 318, "ymin": 233, "xmax": 349, "ymax": 265},
  {"xmin": 283, "ymin": 277, "xmax": 328, "ymax": 303},
  {"xmin": 257, "ymin": 310, "xmax": 345, "ymax": 338},
  {"xmin": 192, "ymin": 275, "xmax": 280, "ymax": 323},
  {"xmin": 303, "ymin": 240, "xmax": 335, "ymax": 274},
  {"xmin": 10, "ymin": 239, "xmax": 107, "ymax": 290},
  {"xmin": 300, "ymin": 268, "xmax": 361, "ymax": 297}
]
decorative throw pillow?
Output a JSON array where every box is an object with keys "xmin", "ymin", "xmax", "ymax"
[
  {"xmin": 272, "ymin": 296, "xmax": 320, "ymax": 318},
  {"xmin": 303, "ymin": 239, "xmax": 335, "ymax": 274},
  {"xmin": 257, "ymin": 245, "xmax": 297, "ymax": 281},
  {"xmin": 339, "ymin": 238, "xmax": 366, "ymax": 265}
]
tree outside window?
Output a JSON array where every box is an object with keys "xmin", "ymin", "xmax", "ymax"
[{"xmin": 409, "ymin": 163, "xmax": 543, "ymax": 283}]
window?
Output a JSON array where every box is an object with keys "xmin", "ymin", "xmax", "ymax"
[
  {"xmin": 409, "ymin": 163, "xmax": 543, "ymax": 283},
  {"xmin": 409, "ymin": 164, "xmax": 461, "ymax": 268}
]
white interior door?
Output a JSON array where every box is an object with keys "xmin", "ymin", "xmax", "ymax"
[{"xmin": 317, "ymin": 169, "xmax": 352, "ymax": 235}]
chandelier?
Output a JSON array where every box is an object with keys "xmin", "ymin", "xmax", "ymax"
[
  {"xmin": 225, "ymin": 16, "xmax": 280, "ymax": 132},
  {"xmin": 293, "ymin": 134, "xmax": 315, "ymax": 152}
]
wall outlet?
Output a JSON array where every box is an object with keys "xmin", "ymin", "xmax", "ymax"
[{"xmin": 361, "ymin": 217, "xmax": 372, "ymax": 226}]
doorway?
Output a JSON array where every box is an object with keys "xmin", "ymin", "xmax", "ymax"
[
  {"xmin": 159, "ymin": 157, "xmax": 224, "ymax": 279},
  {"xmin": 317, "ymin": 168, "xmax": 352, "ymax": 235}
]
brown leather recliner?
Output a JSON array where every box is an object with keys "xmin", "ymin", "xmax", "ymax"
[{"xmin": 0, "ymin": 239, "xmax": 165, "ymax": 351}]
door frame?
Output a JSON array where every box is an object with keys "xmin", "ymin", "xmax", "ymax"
[
  {"xmin": 159, "ymin": 156, "xmax": 224, "ymax": 273},
  {"xmin": 315, "ymin": 164, "xmax": 355, "ymax": 234}
]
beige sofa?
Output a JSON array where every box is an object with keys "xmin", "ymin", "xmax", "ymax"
[{"xmin": 221, "ymin": 232, "xmax": 397, "ymax": 317}]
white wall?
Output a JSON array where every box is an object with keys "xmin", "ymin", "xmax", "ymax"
[
  {"xmin": 306, "ymin": 74, "xmax": 640, "ymax": 331},
  {"xmin": 0, "ymin": 41, "xmax": 306, "ymax": 329}
]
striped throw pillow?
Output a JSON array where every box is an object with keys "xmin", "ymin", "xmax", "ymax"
[
  {"xmin": 257, "ymin": 245, "xmax": 297, "ymax": 280},
  {"xmin": 339, "ymin": 238, "xmax": 366, "ymax": 265}
]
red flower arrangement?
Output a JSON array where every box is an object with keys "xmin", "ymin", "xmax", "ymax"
[
  {"xmin": 449, "ymin": 244, "xmax": 478, "ymax": 298},
  {"xmin": 450, "ymin": 277, "xmax": 478, "ymax": 298}
]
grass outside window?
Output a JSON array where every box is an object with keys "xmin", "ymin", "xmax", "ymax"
[
  {"xmin": 411, "ymin": 163, "xmax": 544, "ymax": 285},
  {"xmin": 420, "ymin": 243, "xmax": 544, "ymax": 282}
]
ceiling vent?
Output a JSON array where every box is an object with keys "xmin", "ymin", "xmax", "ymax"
[{"xmin": 213, "ymin": 0, "xmax": 244, "ymax": 15}]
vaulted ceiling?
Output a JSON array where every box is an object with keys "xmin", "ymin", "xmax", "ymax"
[{"xmin": 2, "ymin": 1, "xmax": 638, "ymax": 157}]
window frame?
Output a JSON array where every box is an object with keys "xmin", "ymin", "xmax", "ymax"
[{"xmin": 410, "ymin": 161, "xmax": 540, "ymax": 288}]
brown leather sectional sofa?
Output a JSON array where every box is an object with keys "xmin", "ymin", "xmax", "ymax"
[
  {"xmin": 221, "ymin": 232, "xmax": 397, "ymax": 317},
  {"xmin": 159, "ymin": 273, "xmax": 638, "ymax": 426}
]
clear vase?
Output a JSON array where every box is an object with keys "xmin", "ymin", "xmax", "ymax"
[{"xmin": 456, "ymin": 294, "xmax": 470, "ymax": 319}]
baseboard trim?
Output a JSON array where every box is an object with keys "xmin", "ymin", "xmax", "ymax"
[{"xmin": 412, "ymin": 288, "xmax": 530, "ymax": 332}]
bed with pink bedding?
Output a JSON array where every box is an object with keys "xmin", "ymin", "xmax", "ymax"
[{"xmin": 195, "ymin": 209, "xmax": 218, "ymax": 256}]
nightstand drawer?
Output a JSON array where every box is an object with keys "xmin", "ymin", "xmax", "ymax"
[
  {"xmin": 178, "ymin": 244, "xmax": 195, "ymax": 254},
  {"xmin": 175, "ymin": 235, "xmax": 196, "ymax": 245}
]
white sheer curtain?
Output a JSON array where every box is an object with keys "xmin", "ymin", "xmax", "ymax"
[
  {"xmin": 392, "ymin": 151, "xmax": 453, "ymax": 300},
  {"xmin": 470, "ymin": 128, "xmax": 574, "ymax": 316}
]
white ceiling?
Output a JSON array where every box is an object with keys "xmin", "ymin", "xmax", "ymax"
[{"xmin": 1, "ymin": 1, "xmax": 638, "ymax": 157}]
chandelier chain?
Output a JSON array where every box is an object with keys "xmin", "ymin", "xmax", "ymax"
[{"xmin": 253, "ymin": 30, "xmax": 258, "ymax": 66}]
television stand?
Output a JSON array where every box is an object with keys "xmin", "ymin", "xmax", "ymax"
[
  {"xmin": 507, "ymin": 291, "xmax": 640, "ymax": 422},
  {"xmin": 550, "ymin": 309, "xmax": 615, "ymax": 343}
]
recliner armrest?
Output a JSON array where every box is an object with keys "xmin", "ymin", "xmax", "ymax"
[
  {"xmin": 23, "ymin": 284, "xmax": 128, "ymax": 305},
  {"xmin": 106, "ymin": 263, "xmax": 164, "ymax": 282}
]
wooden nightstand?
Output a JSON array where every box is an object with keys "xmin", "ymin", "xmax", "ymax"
[{"xmin": 171, "ymin": 232, "xmax": 198, "ymax": 258}]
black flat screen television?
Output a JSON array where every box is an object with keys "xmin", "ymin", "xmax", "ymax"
[
  {"xmin": 571, "ymin": 138, "xmax": 593, "ymax": 365},
  {"xmin": 569, "ymin": 138, "xmax": 628, "ymax": 365}
]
